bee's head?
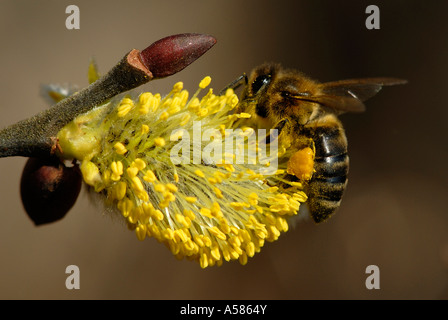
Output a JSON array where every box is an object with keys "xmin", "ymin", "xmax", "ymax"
[{"xmin": 244, "ymin": 63, "xmax": 322, "ymax": 126}]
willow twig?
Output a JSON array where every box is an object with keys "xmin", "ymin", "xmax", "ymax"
[{"xmin": 0, "ymin": 33, "xmax": 216, "ymax": 158}]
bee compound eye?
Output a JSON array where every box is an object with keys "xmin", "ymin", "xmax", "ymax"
[
  {"xmin": 251, "ymin": 74, "xmax": 271, "ymax": 94},
  {"xmin": 20, "ymin": 157, "xmax": 82, "ymax": 226}
]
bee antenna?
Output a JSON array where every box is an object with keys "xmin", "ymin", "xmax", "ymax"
[{"xmin": 219, "ymin": 73, "xmax": 247, "ymax": 95}]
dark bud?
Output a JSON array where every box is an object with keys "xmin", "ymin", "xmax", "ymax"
[
  {"xmin": 20, "ymin": 157, "xmax": 82, "ymax": 226},
  {"xmin": 139, "ymin": 33, "xmax": 217, "ymax": 78}
]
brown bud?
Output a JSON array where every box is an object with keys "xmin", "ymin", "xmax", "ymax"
[
  {"xmin": 20, "ymin": 157, "xmax": 82, "ymax": 226},
  {"xmin": 139, "ymin": 33, "xmax": 217, "ymax": 78}
]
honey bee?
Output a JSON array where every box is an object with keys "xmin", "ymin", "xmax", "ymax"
[{"xmin": 229, "ymin": 63, "xmax": 406, "ymax": 223}]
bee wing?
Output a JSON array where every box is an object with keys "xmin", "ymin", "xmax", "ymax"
[
  {"xmin": 314, "ymin": 78, "xmax": 407, "ymax": 113},
  {"xmin": 309, "ymin": 95, "xmax": 367, "ymax": 113},
  {"xmin": 40, "ymin": 59, "xmax": 100, "ymax": 106},
  {"xmin": 88, "ymin": 58, "xmax": 101, "ymax": 84},
  {"xmin": 40, "ymin": 83, "xmax": 79, "ymax": 105}
]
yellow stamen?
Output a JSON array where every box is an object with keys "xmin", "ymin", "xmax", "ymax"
[
  {"xmin": 154, "ymin": 137, "xmax": 166, "ymax": 147},
  {"xmin": 180, "ymin": 113, "xmax": 191, "ymax": 126},
  {"xmin": 126, "ymin": 166, "xmax": 139, "ymax": 178},
  {"xmin": 194, "ymin": 169, "xmax": 205, "ymax": 178},
  {"xmin": 143, "ymin": 170, "xmax": 157, "ymax": 183},
  {"xmin": 80, "ymin": 160, "xmax": 101, "ymax": 187},
  {"xmin": 110, "ymin": 161, "xmax": 123, "ymax": 181},
  {"xmin": 160, "ymin": 111, "xmax": 169, "ymax": 120},
  {"xmin": 213, "ymin": 187, "xmax": 223, "ymax": 199},
  {"xmin": 114, "ymin": 142, "xmax": 127, "ymax": 155},
  {"xmin": 131, "ymin": 176, "xmax": 144, "ymax": 193},
  {"xmin": 173, "ymin": 81, "xmax": 183, "ymax": 92},
  {"xmin": 185, "ymin": 196, "xmax": 197, "ymax": 204},
  {"xmin": 133, "ymin": 159, "xmax": 146, "ymax": 170},
  {"xmin": 200, "ymin": 208, "xmax": 213, "ymax": 219},
  {"xmin": 117, "ymin": 99, "xmax": 133, "ymax": 117},
  {"xmin": 208, "ymin": 226, "xmax": 226, "ymax": 241},
  {"xmin": 114, "ymin": 181, "xmax": 127, "ymax": 200},
  {"xmin": 141, "ymin": 124, "xmax": 150, "ymax": 135},
  {"xmin": 199, "ymin": 76, "xmax": 211, "ymax": 89},
  {"xmin": 166, "ymin": 183, "xmax": 178, "ymax": 192},
  {"xmin": 154, "ymin": 184, "xmax": 165, "ymax": 193}
]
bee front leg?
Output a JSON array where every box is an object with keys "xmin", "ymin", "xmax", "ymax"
[{"xmin": 266, "ymin": 118, "xmax": 289, "ymax": 141}]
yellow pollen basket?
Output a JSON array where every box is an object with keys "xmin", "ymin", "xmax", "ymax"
[{"xmin": 57, "ymin": 75, "xmax": 309, "ymax": 268}]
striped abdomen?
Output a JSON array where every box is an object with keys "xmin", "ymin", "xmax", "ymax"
[{"xmin": 304, "ymin": 122, "xmax": 349, "ymax": 223}]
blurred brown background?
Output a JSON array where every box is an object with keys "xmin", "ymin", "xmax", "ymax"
[{"xmin": 0, "ymin": 0, "xmax": 447, "ymax": 299}]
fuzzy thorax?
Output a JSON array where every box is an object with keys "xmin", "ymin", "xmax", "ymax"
[{"xmin": 57, "ymin": 77, "xmax": 308, "ymax": 268}]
